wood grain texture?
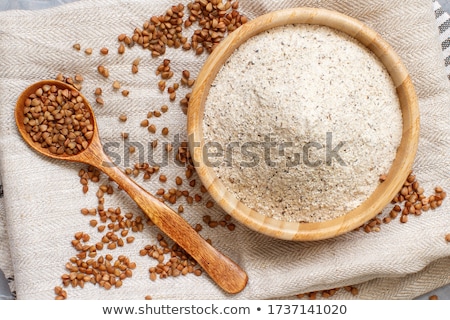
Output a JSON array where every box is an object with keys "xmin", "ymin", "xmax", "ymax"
[
  {"xmin": 15, "ymin": 80, "xmax": 248, "ymax": 294},
  {"xmin": 187, "ymin": 8, "xmax": 420, "ymax": 241}
]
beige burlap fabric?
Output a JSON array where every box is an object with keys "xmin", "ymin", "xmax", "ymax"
[{"xmin": 0, "ymin": 0, "xmax": 449, "ymax": 300}]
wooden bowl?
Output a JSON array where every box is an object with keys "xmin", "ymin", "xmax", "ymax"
[{"xmin": 187, "ymin": 7, "xmax": 419, "ymax": 241}]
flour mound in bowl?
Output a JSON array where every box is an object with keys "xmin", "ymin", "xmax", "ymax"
[{"xmin": 203, "ymin": 24, "xmax": 403, "ymax": 223}]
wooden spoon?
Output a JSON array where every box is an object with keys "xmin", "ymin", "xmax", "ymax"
[{"xmin": 15, "ymin": 80, "xmax": 248, "ymax": 294}]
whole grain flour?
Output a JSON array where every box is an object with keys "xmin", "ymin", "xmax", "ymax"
[{"xmin": 204, "ymin": 24, "xmax": 403, "ymax": 222}]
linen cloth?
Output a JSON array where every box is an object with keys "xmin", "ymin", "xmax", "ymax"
[
  {"xmin": 0, "ymin": 0, "xmax": 449, "ymax": 299},
  {"xmin": 435, "ymin": 1, "xmax": 450, "ymax": 79}
]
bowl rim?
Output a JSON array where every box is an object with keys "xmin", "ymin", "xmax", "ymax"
[{"xmin": 187, "ymin": 7, "xmax": 420, "ymax": 241}]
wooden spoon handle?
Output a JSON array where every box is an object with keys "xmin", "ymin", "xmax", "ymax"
[{"xmin": 87, "ymin": 148, "xmax": 248, "ymax": 294}]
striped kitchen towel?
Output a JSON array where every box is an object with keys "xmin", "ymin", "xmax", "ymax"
[{"xmin": 434, "ymin": 0, "xmax": 450, "ymax": 79}]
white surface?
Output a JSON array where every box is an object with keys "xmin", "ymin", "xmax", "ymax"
[
  {"xmin": 0, "ymin": 0, "xmax": 75, "ymax": 10},
  {"xmin": 439, "ymin": 0, "xmax": 450, "ymax": 12}
]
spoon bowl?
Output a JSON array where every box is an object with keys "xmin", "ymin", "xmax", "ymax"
[
  {"xmin": 15, "ymin": 80, "xmax": 248, "ymax": 294},
  {"xmin": 15, "ymin": 80, "xmax": 102, "ymax": 163}
]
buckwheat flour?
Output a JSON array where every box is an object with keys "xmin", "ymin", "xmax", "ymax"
[{"xmin": 203, "ymin": 24, "xmax": 403, "ymax": 222}]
